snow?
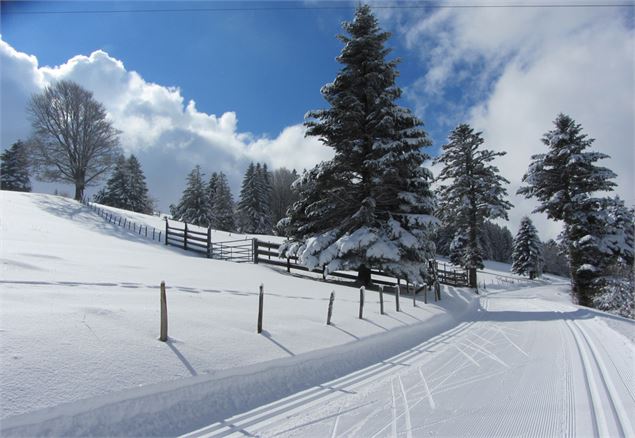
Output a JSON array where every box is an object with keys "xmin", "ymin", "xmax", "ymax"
[
  {"xmin": 2, "ymin": 191, "xmax": 633, "ymax": 437},
  {"xmin": 0, "ymin": 191, "xmax": 472, "ymax": 433}
]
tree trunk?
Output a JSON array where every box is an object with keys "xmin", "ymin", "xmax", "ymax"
[
  {"xmin": 358, "ymin": 265, "xmax": 371, "ymax": 287},
  {"xmin": 468, "ymin": 268, "xmax": 477, "ymax": 289},
  {"xmin": 74, "ymin": 183, "xmax": 84, "ymax": 201}
]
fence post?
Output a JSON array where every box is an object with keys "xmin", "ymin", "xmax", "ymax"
[
  {"xmin": 183, "ymin": 222, "xmax": 188, "ymax": 250},
  {"xmin": 327, "ymin": 291, "xmax": 335, "ymax": 325},
  {"xmin": 379, "ymin": 285, "xmax": 384, "ymax": 315},
  {"xmin": 145, "ymin": 226, "xmax": 148, "ymax": 237},
  {"xmin": 396, "ymin": 284, "xmax": 401, "ymax": 312},
  {"xmin": 257, "ymin": 284, "xmax": 264, "ymax": 334},
  {"xmin": 206, "ymin": 226, "xmax": 212, "ymax": 258},
  {"xmin": 359, "ymin": 286, "xmax": 365, "ymax": 319},
  {"xmin": 164, "ymin": 218, "xmax": 168, "ymax": 246},
  {"xmin": 123, "ymin": 218, "xmax": 127, "ymax": 228},
  {"xmin": 253, "ymin": 239, "xmax": 258, "ymax": 264},
  {"xmin": 119, "ymin": 217, "xmax": 122, "ymax": 226},
  {"xmin": 159, "ymin": 281, "xmax": 168, "ymax": 342},
  {"xmin": 412, "ymin": 283, "xmax": 416, "ymax": 307},
  {"xmin": 287, "ymin": 258, "xmax": 291, "ymax": 273},
  {"xmin": 153, "ymin": 228, "xmax": 155, "ymax": 240}
]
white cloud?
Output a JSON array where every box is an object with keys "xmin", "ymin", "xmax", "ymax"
[
  {"xmin": 390, "ymin": 6, "xmax": 635, "ymax": 240},
  {"xmin": 0, "ymin": 39, "xmax": 332, "ymax": 210}
]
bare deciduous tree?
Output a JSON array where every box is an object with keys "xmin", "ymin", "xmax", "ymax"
[{"xmin": 27, "ymin": 80, "xmax": 121, "ymax": 200}]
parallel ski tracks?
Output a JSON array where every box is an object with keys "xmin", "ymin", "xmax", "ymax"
[
  {"xmin": 564, "ymin": 316, "xmax": 634, "ymax": 437},
  {"xmin": 182, "ymin": 320, "xmax": 478, "ymax": 438}
]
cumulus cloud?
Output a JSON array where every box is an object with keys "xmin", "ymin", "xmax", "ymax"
[
  {"xmin": 0, "ymin": 39, "xmax": 332, "ymax": 210},
  {"xmin": 389, "ymin": 6, "xmax": 634, "ymax": 240}
]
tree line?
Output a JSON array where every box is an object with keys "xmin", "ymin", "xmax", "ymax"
[{"xmin": 1, "ymin": 5, "xmax": 631, "ymax": 317}]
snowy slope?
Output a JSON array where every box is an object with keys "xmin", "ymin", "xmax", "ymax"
[
  {"xmin": 4, "ymin": 192, "xmax": 625, "ymax": 437},
  {"xmin": 1, "ymin": 191, "xmax": 477, "ymax": 434}
]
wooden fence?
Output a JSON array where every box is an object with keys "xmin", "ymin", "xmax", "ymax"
[
  {"xmin": 164, "ymin": 219, "xmax": 253, "ymax": 262},
  {"xmin": 82, "ymin": 198, "xmax": 164, "ymax": 243},
  {"xmin": 253, "ymin": 239, "xmax": 468, "ymax": 289}
]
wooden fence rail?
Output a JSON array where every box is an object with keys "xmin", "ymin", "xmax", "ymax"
[
  {"xmin": 81, "ymin": 198, "xmax": 163, "ymax": 244},
  {"xmin": 253, "ymin": 239, "xmax": 468, "ymax": 289},
  {"xmin": 164, "ymin": 219, "xmax": 254, "ymax": 263}
]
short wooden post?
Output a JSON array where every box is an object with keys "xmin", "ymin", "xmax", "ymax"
[
  {"xmin": 327, "ymin": 291, "xmax": 335, "ymax": 325},
  {"xmin": 152, "ymin": 228, "xmax": 156, "ymax": 240},
  {"xmin": 412, "ymin": 283, "xmax": 416, "ymax": 307},
  {"xmin": 123, "ymin": 218, "xmax": 127, "ymax": 228},
  {"xmin": 379, "ymin": 285, "xmax": 385, "ymax": 315},
  {"xmin": 359, "ymin": 286, "xmax": 365, "ymax": 319},
  {"xmin": 286, "ymin": 258, "xmax": 291, "ymax": 273},
  {"xmin": 145, "ymin": 226, "xmax": 147, "ymax": 237},
  {"xmin": 164, "ymin": 218, "xmax": 168, "ymax": 246},
  {"xmin": 183, "ymin": 222, "xmax": 188, "ymax": 250},
  {"xmin": 257, "ymin": 284, "xmax": 264, "ymax": 334},
  {"xmin": 436, "ymin": 281, "xmax": 441, "ymax": 301},
  {"xmin": 253, "ymin": 239, "xmax": 259, "ymax": 264},
  {"xmin": 159, "ymin": 281, "xmax": 168, "ymax": 342},
  {"xmin": 119, "ymin": 217, "xmax": 122, "ymax": 226},
  {"xmin": 424, "ymin": 285, "xmax": 428, "ymax": 304},
  {"xmin": 206, "ymin": 226, "xmax": 212, "ymax": 258},
  {"xmin": 396, "ymin": 284, "xmax": 401, "ymax": 312}
]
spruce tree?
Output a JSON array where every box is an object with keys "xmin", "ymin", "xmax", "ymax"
[
  {"xmin": 94, "ymin": 154, "xmax": 152, "ymax": 214},
  {"xmin": 236, "ymin": 163, "xmax": 273, "ymax": 234},
  {"xmin": 209, "ymin": 172, "xmax": 235, "ymax": 232},
  {"xmin": 207, "ymin": 172, "xmax": 219, "ymax": 225},
  {"xmin": 1, "ymin": 140, "xmax": 31, "ymax": 192},
  {"xmin": 126, "ymin": 155, "xmax": 152, "ymax": 214},
  {"xmin": 511, "ymin": 216, "xmax": 543, "ymax": 279},
  {"xmin": 94, "ymin": 155, "xmax": 128, "ymax": 207},
  {"xmin": 518, "ymin": 113, "xmax": 625, "ymax": 306},
  {"xmin": 173, "ymin": 165, "xmax": 209, "ymax": 226},
  {"xmin": 435, "ymin": 124, "xmax": 512, "ymax": 286},
  {"xmin": 281, "ymin": 5, "xmax": 436, "ymax": 286}
]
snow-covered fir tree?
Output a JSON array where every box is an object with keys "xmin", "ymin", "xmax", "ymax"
[
  {"xmin": 207, "ymin": 172, "xmax": 219, "ymax": 225},
  {"xmin": 236, "ymin": 162, "xmax": 273, "ymax": 234},
  {"xmin": 435, "ymin": 123, "xmax": 512, "ymax": 286},
  {"xmin": 511, "ymin": 216, "xmax": 543, "ymax": 279},
  {"xmin": 1, "ymin": 140, "xmax": 31, "ymax": 192},
  {"xmin": 281, "ymin": 5, "xmax": 436, "ymax": 286},
  {"xmin": 94, "ymin": 155, "xmax": 152, "ymax": 213},
  {"xmin": 209, "ymin": 172, "xmax": 235, "ymax": 232},
  {"xmin": 172, "ymin": 165, "xmax": 209, "ymax": 226},
  {"xmin": 518, "ymin": 113, "xmax": 626, "ymax": 307}
]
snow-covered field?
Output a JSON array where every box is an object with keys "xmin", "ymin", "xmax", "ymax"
[{"xmin": 1, "ymin": 191, "xmax": 633, "ymax": 437}]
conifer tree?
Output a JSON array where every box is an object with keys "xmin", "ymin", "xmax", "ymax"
[
  {"xmin": 518, "ymin": 113, "xmax": 627, "ymax": 306},
  {"xmin": 281, "ymin": 5, "xmax": 436, "ymax": 286},
  {"xmin": 236, "ymin": 163, "xmax": 273, "ymax": 234},
  {"xmin": 94, "ymin": 155, "xmax": 127, "ymax": 207},
  {"xmin": 511, "ymin": 216, "xmax": 543, "ymax": 279},
  {"xmin": 209, "ymin": 172, "xmax": 235, "ymax": 232},
  {"xmin": 1, "ymin": 140, "xmax": 31, "ymax": 192},
  {"xmin": 207, "ymin": 172, "xmax": 219, "ymax": 225},
  {"xmin": 435, "ymin": 124, "xmax": 512, "ymax": 286},
  {"xmin": 94, "ymin": 154, "xmax": 152, "ymax": 213},
  {"xmin": 126, "ymin": 155, "xmax": 152, "ymax": 214},
  {"xmin": 172, "ymin": 165, "xmax": 209, "ymax": 226}
]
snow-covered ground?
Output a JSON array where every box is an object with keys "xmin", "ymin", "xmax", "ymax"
[{"xmin": 1, "ymin": 191, "xmax": 633, "ymax": 437}]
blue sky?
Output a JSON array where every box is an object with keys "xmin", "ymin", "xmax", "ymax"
[{"xmin": 1, "ymin": 1, "xmax": 633, "ymax": 239}]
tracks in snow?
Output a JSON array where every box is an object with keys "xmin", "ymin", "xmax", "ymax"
[{"xmin": 564, "ymin": 317, "xmax": 634, "ymax": 437}]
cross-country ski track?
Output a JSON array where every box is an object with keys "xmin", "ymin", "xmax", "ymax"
[{"xmin": 184, "ymin": 285, "xmax": 635, "ymax": 438}]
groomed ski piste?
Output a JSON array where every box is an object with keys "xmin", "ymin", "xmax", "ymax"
[{"xmin": 1, "ymin": 191, "xmax": 633, "ymax": 437}]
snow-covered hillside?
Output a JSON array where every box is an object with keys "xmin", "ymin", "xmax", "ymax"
[{"xmin": 1, "ymin": 191, "xmax": 633, "ymax": 437}]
